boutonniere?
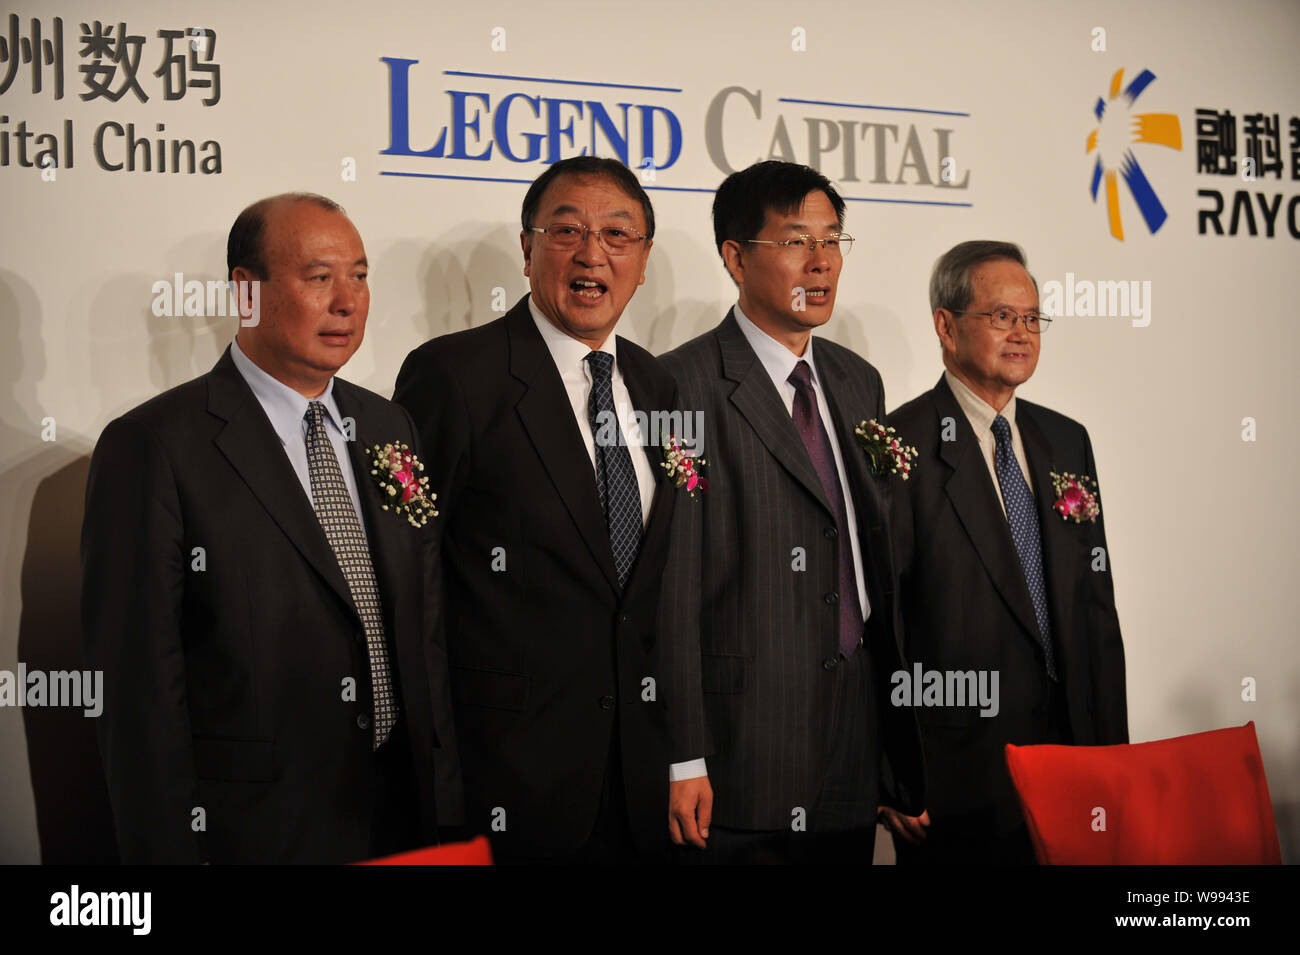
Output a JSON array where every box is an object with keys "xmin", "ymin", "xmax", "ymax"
[
  {"xmin": 369, "ymin": 442, "xmax": 438, "ymax": 527},
  {"xmin": 1049, "ymin": 471, "xmax": 1100, "ymax": 524},
  {"xmin": 661, "ymin": 435, "xmax": 707, "ymax": 499},
  {"xmin": 854, "ymin": 419, "xmax": 918, "ymax": 479}
]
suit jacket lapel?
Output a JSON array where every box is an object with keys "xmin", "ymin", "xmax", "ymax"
[
  {"xmin": 719, "ymin": 310, "xmax": 833, "ymax": 517},
  {"xmin": 207, "ymin": 348, "xmax": 359, "ymax": 621},
  {"xmin": 619, "ymin": 339, "xmax": 670, "ymax": 531},
  {"xmin": 932, "ymin": 376, "xmax": 1042, "ymax": 642},
  {"xmin": 1018, "ymin": 407, "xmax": 1076, "ymax": 650},
  {"xmin": 508, "ymin": 301, "xmax": 622, "ymax": 595},
  {"xmin": 816, "ymin": 346, "xmax": 891, "ymax": 597},
  {"xmin": 616, "ymin": 338, "xmax": 678, "ymax": 606},
  {"xmin": 816, "ymin": 345, "xmax": 883, "ymax": 528}
]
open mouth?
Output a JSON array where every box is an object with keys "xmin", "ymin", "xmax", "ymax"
[
  {"xmin": 571, "ymin": 278, "xmax": 608, "ymax": 300},
  {"xmin": 804, "ymin": 287, "xmax": 830, "ymax": 303}
]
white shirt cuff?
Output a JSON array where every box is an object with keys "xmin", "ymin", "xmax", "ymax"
[{"xmin": 669, "ymin": 758, "xmax": 708, "ymax": 781}]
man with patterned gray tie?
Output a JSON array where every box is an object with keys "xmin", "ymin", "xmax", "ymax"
[
  {"xmin": 883, "ymin": 240, "xmax": 1128, "ymax": 864},
  {"xmin": 82, "ymin": 193, "xmax": 461, "ymax": 863},
  {"xmin": 394, "ymin": 157, "xmax": 679, "ymax": 863}
]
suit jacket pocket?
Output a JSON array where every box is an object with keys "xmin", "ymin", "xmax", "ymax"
[
  {"xmin": 449, "ymin": 664, "xmax": 530, "ymax": 711},
  {"xmin": 193, "ymin": 736, "xmax": 274, "ymax": 782},
  {"xmin": 700, "ymin": 653, "xmax": 745, "ymax": 694}
]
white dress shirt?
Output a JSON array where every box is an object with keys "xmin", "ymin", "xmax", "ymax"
[
  {"xmin": 528, "ymin": 296, "xmax": 656, "ymax": 525},
  {"xmin": 669, "ymin": 303, "xmax": 872, "ymax": 784},
  {"xmin": 943, "ymin": 369, "xmax": 1033, "ymax": 518},
  {"xmin": 230, "ymin": 336, "xmax": 368, "ymax": 533}
]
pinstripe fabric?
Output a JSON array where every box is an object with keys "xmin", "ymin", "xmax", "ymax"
[{"xmin": 659, "ymin": 311, "xmax": 925, "ymax": 831}]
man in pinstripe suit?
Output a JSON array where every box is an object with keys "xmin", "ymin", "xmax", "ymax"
[{"xmin": 660, "ymin": 162, "xmax": 925, "ymax": 863}]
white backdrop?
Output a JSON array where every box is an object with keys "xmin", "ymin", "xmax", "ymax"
[{"xmin": 2, "ymin": 0, "xmax": 1297, "ymax": 863}]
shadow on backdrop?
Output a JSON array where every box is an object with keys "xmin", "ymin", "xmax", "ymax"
[{"xmin": 1, "ymin": 269, "xmax": 118, "ymax": 863}]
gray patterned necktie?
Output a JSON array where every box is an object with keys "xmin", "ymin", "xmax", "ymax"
[
  {"xmin": 991, "ymin": 414, "xmax": 1058, "ymax": 681},
  {"xmin": 585, "ymin": 351, "xmax": 642, "ymax": 589},
  {"xmin": 304, "ymin": 401, "xmax": 397, "ymax": 747}
]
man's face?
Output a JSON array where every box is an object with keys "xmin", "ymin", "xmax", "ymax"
[
  {"xmin": 727, "ymin": 189, "xmax": 842, "ymax": 343},
  {"xmin": 521, "ymin": 173, "xmax": 652, "ymax": 348},
  {"xmin": 938, "ymin": 258, "xmax": 1040, "ymax": 409},
  {"xmin": 236, "ymin": 200, "xmax": 369, "ymax": 398}
]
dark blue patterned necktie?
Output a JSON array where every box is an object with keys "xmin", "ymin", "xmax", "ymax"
[
  {"xmin": 585, "ymin": 351, "xmax": 642, "ymax": 589},
  {"xmin": 991, "ymin": 414, "xmax": 1057, "ymax": 681},
  {"xmin": 788, "ymin": 361, "xmax": 864, "ymax": 658}
]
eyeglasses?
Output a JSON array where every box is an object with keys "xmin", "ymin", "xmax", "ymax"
[
  {"xmin": 952, "ymin": 307, "xmax": 1052, "ymax": 334},
  {"xmin": 745, "ymin": 234, "xmax": 854, "ymax": 256},
  {"xmin": 528, "ymin": 223, "xmax": 649, "ymax": 254}
]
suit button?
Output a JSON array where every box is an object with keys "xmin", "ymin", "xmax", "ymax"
[
  {"xmin": 824, "ymin": 526, "xmax": 837, "ymax": 540},
  {"xmin": 357, "ymin": 714, "xmax": 371, "ymax": 730},
  {"xmin": 824, "ymin": 592, "xmax": 839, "ymax": 605},
  {"xmin": 599, "ymin": 695, "xmax": 615, "ymax": 710},
  {"xmin": 618, "ymin": 614, "xmax": 631, "ymax": 625},
  {"xmin": 823, "ymin": 657, "xmax": 840, "ymax": 671}
]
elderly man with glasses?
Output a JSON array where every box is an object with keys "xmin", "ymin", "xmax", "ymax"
[
  {"xmin": 659, "ymin": 160, "xmax": 926, "ymax": 864},
  {"xmin": 881, "ymin": 240, "xmax": 1129, "ymax": 865},
  {"xmin": 394, "ymin": 156, "xmax": 679, "ymax": 864}
]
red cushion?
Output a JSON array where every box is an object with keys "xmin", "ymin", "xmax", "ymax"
[
  {"xmin": 1005, "ymin": 722, "xmax": 1281, "ymax": 864},
  {"xmin": 358, "ymin": 835, "xmax": 493, "ymax": 865}
]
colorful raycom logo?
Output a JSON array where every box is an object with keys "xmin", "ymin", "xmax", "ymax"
[{"xmin": 1086, "ymin": 68, "xmax": 1182, "ymax": 240}]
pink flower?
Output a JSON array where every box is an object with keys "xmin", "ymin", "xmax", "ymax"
[{"xmin": 1048, "ymin": 470, "xmax": 1099, "ymax": 524}]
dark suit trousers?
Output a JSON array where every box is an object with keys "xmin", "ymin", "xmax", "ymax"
[
  {"xmin": 896, "ymin": 677, "xmax": 1073, "ymax": 866},
  {"xmin": 678, "ymin": 644, "xmax": 881, "ymax": 865},
  {"xmin": 369, "ymin": 715, "xmax": 421, "ymax": 860},
  {"xmin": 493, "ymin": 723, "xmax": 641, "ymax": 865}
]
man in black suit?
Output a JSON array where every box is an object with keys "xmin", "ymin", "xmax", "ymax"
[
  {"xmin": 81, "ymin": 193, "xmax": 461, "ymax": 864},
  {"xmin": 884, "ymin": 240, "xmax": 1128, "ymax": 864},
  {"xmin": 394, "ymin": 157, "xmax": 678, "ymax": 863},
  {"xmin": 660, "ymin": 161, "xmax": 925, "ymax": 864}
]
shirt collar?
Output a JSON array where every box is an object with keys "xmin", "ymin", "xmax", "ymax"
[
  {"xmin": 733, "ymin": 301, "xmax": 821, "ymax": 391},
  {"xmin": 528, "ymin": 294, "xmax": 618, "ymax": 379},
  {"xmin": 944, "ymin": 368, "xmax": 1017, "ymax": 437},
  {"xmin": 230, "ymin": 336, "xmax": 343, "ymax": 445}
]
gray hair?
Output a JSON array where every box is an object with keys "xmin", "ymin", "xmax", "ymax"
[{"xmin": 929, "ymin": 240, "xmax": 1030, "ymax": 314}]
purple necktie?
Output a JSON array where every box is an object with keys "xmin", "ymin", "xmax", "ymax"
[{"xmin": 788, "ymin": 361, "xmax": 864, "ymax": 658}]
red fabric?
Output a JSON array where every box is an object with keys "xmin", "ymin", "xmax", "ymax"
[
  {"xmin": 1005, "ymin": 722, "xmax": 1281, "ymax": 865},
  {"xmin": 358, "ymin": 835, "xmax": 493, "ymax": 865}
]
